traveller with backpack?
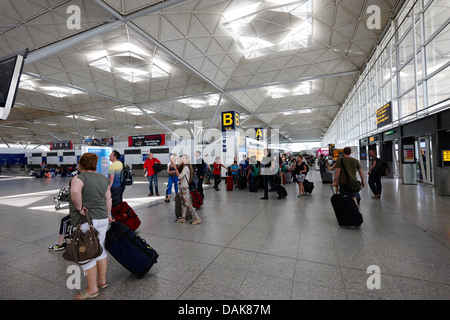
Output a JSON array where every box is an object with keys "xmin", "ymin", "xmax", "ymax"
[
  {"xmin": 108, "ymin": 150, "xmax": 125, "ymax": 208},
  {"xmin": 368, "ymin": 149, "xmax": 384, "ymax": 199}
]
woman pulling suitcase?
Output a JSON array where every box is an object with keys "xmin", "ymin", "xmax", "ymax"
[{"xmin": 174, "ymin": 154, "xmax": 202, "ymax": 225}]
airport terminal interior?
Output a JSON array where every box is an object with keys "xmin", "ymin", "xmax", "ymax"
[{"xmin": 0, "ymin": 0, "xmax": 450, "ymax": 301}]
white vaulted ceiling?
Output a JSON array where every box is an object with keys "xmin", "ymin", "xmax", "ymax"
[{"xmin": 0, "ymin": 0, "xmax": 405, "ymax": 146}]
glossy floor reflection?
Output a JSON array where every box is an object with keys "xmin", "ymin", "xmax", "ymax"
[{"xmin": 0, "ymin": 170, "xmax": 449, "ymax": 300}]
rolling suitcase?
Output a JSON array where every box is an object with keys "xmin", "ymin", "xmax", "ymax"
[
  {"xmin": 175, "ymin": 193, "xmax": 192, "ymax": 219},
  {"xmin": 105, "ymin": 222, "xmax": 159, "ymax": 279},
  {"xmin": 284, "ymin": 171, "xmax": 292, "ymax": 184},
  {"xmin": 111, "ymin": 201, "xmax": 141, "ymax": 231},
  {"xmin": 303, "ymin": 179, "xmax": 314, "ymax": 194},
  {"xmin": 321, "ymin": 171, "xmax": 333, "ymax": 183},
  {"xmin": 330, "ymin": 187, "xmax": 363, "ymax": 227},
  {"xmin": 190, "ymin": 189, "xmax": 203, "ymax": 208},
  {"xmin": 226, "ymin": 175, "xmax": 233, "ymax": 191},
  {"xmin": 238, "ymin": 175, "xmax": 247, "ymax": 189}
]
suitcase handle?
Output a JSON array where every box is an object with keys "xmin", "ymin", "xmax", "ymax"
[{"xmin": 331, "ymin": 185, "xmax": 339, "ymax": 195}]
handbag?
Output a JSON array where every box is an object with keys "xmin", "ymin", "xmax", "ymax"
[
  {"xmin": 340, "ymin": 158, "xmax": 361, "ymax": 193},
  {"xmin": 63, "ymin": 211, "xmax": 103, "ymax": 265}
]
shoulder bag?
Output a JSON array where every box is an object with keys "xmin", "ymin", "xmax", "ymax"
[{"xmin": 63, "ymin": 211, "xmax": 103, "ymax": 265}]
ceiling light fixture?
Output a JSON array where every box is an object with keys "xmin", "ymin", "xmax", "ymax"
[{"xmin": 222, "ymin": 0, "xmax": 312, "ymax": 59}]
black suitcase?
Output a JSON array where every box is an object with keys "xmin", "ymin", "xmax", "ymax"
[
  {"xmin": 238, "ymin": 175, "xmax": 247, "ymax": 189},
  {"xmin": 330, "ymin": 188, "xmax": 363, "ymax": 227},
  {"xmin": 303, "ymin": 179, "xmax": 314, "ymax": 194},
  {"xmin": 321, "ymin": 171, "xmax": 333, "ymax": 183},
  {"xmin": 105, "ymin": 222, "xmax": 159, "ymax": 279},
  {"xmin": 275, "ymin": 183, "xmax": 287, "ymax": 198}
]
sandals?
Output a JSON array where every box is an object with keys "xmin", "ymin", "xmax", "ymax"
[
  {"xmin": 175, "ymin": 218, "xmax": 186, "ymax": 223},
  {"xmin": 74, "ymin": 290, "xmax": 99, "ymax": 300},
  {"xmin": 190, "ymin": 218, "xmax": 202, "ymax": 225},
  {"xmin": 98, "ymin": 281, "xmax": 108, "ymax": 289}
]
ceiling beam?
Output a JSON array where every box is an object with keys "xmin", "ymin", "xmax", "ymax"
[
  {"xmin": 25, "ymin": 20, "xmax": 122, "ymax": 65},
  {"xmin": 29, "ymin": 121, "xmax": 62, "ymax": 141}
]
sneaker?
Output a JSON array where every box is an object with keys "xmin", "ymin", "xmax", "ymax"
[{"xmin": 48, "ymin": 243, "xmax": 66, "ymax": 252}]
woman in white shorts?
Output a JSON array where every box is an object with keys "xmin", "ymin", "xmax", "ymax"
[{"xmin": 69, "ymin": 152, "xmax": 113, "ymax": 300}]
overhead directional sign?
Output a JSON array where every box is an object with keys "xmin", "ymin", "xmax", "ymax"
[{"xmin": 377, "ymin": 101, "xmax": 392, "ymax": 128}]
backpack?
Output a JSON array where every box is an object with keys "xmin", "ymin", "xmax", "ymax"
[
  {"xmin": 375, "ymin": 159, "xmax": 389, "ymax": 176},
  {"xmin": 120, "ymin": 163, "xmax": 134, "ymax": 186},
  {"xmin": 252, "ymin": 165, "xmax": 260, "ymax": 177},
  {"xmin": 189, "ymin": 174, "xmax": 198, "ymax": 191}
]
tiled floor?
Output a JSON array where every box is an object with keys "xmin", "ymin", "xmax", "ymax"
[{"xmin": 1, "ymin": 169, "xmax": 449, "ymax": 300}]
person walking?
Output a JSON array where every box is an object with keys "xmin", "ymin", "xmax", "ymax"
[
  {"xmin": 69, "ymin": 152, "xmax": 113, "ymax": 300},
  {"xmin": 195, "ymin": 150, "xmax": 206, "ymax": 198},
  {"xmin": 143, "ymin": 152, "xmax": 162, "ymax": 196},
  {"xmin": 332, "ymin": 147, "xmax": 365, "ymax": 205},
  {"xmin": 368, "ymin": 149, "xmax": 382, "ymax": 199},
  {"xmin": 212, "ymin": 156, "xmax": 227, "ymax": 191},
  {"xmin": 293, "ymin": 155, "xmax": 308, "ymax": 197},
  {"xmin": 175, "ymin": 154, "xmax": 201, "ymax": 225},
  {"xmin": 108, "ymin": 150, "xmax": 124, "ymax": 208}
]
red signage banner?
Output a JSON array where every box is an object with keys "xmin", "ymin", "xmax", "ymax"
[{"xmin": 128, "ymin": 134, "xmax": 165, "ymax": 147}]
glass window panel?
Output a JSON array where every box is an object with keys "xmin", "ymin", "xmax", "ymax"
[
  {"xmin": 391, "ymin": 44, "xmax": 397, "ymax": 69},
  {"xmin": 397, "ymin": 0, "xmax": 413, "ymax": 38},
  {"xmin": 427, "ymin": 64, "xmax": 450, "ymax": 106},
  {"xmin": 425, "ymin": 22, "xmax": 450, "ymax": 78},
  {"xmin": 392, "ymin": 73, "xmax": 398, "ymax": 99},
  {"xmin": 382, "ymin": 59, "xmax": 392, "ymax": 84},
  {"xmin": 415, "ymin": 20, "xmax": 422, "ymax": 51},
  {"xmin": 383, "ymin": 81, "xmax": 392, "ymax": 103},
  {"xmin": 400, "ymin": 89, "xmax": 417, "ymax": 118},
  {"xmin": 392, "ymin": 99, "xmax": 399, "ymax": 122},
  {"xmin": 424, "ymin": 0, "xmax": 450, "ymax": 40},
  {"xmin": 398, "ymin": 29, "xmax": 414, "ymax": 65},
  {"xmin": 416, "ymin": 49, "xmax": 424, "ymax": 82},
  {"xmin": 417, "ymin": 83, "xmax": 425, "ymax": 111},
  {"xmin": 399, "ymin": 58, "xmax": 416, "ymax": 94}
]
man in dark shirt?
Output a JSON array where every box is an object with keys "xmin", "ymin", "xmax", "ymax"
[{"xmin": 332, "ymin": 147, "xmax": 365, "ymax": 204}]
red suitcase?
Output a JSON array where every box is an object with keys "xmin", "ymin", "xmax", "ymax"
[
  {"xmin": 190, "ymin": 189, "xmax": 203, "ymax": 208},
  {"xmin": 226, "ymin": 175, "xmax": 233, "ymax": 191}
]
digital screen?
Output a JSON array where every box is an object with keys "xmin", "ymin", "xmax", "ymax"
[{"xmin": 0, "ymin": 49, "xmax": 28, "ymax": 120}]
